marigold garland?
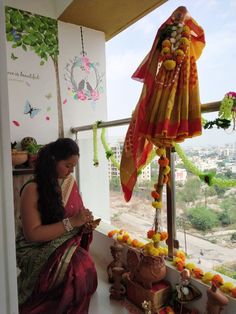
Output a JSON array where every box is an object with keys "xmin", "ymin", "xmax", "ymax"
[
  {"xmin": 172, "ymin": 250, "xmax": 236, "ymax": 298},
  {"xmin": 107, "ymin": 229, "xmax": 236, "ymax": 299}
]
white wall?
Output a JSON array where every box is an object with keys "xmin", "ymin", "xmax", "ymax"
[
  {"xmin": 4, "ymin": 3, "xmax": 110, "ymax": 221},
  {"xmin": 0, "ymin": 0, "xmax": 19, "ymax": 312},
  {"xmin": 57, "ymin": 21, "xmax": 110, "ymax": 221}
]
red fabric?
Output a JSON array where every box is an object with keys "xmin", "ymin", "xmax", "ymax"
[
  {"xmin": 120, "ymin": 7, "xmax": 205, "ymax": 202},
  {"xmin": 19, "ymin": 180, "xmax": 97, "ymax": 314}
]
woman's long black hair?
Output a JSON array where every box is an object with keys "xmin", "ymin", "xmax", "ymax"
[{"xmin": 34, "ymin": 138, "xmax": 79, "ymax": 224}]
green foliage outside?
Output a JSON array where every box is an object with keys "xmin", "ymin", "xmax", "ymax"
[
  {"xmin": 176, "ymin": 176, "xmax": 201, "ymax": 203},
  {"xmin": 231, "ymin": 232, "xmax": 236, "ymax": 241},
  {"xmin": 109, "ymin": 176, "xmax": 121, "ymax": 192},
  {"xmin": 186, "ymin": 206, "xmax": 218, "ymax": 231},
  {"xmin": 214, "ymin": 264, "xmax": 236, "ymax": 280}
]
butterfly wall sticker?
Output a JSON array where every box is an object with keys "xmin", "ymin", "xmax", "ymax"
[
  {"xmin": 24, "ymin": 100, "xmax": 41, "ymax": 118},
  {"xmin": 11, "ymin": 53, "xmax": 18, "ymax": 60}
]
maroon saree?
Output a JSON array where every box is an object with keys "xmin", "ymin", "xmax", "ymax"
[{"xmin": 16, "ymin": 175, "xmax": 97, "ymax": 314}]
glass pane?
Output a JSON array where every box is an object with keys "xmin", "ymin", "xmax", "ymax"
[
  {"xmin": 175, "ymin": 116, "xmax": 236, "ymax": 279},
  {"xmin": 108, "ymin": 126, "xmax": 168, "ymax": 241}
]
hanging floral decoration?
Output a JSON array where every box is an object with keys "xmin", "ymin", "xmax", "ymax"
[
  {"xmin": 174, "ymin": 143, "xmax": 236, "ymax": 188},
  {"xmin": 91, "ymin": 121, "xmax": 235, "ymax": 187},
  {"xmin": 203, "ymin": 91, "xmax": 236, "ymax": 130},
  {"xmin": 101, "ymin": 128, "xmax": 120, "ymax": 170},
  {"xmin": 92, "ymin": 121, "xmax": 102, "ymax": 166},
  {"xmin": 146, "ymin": 147, "xmax": 171, "ymax": 240},
  {"xmin": 92, "ymin": 125, "xmax": 156, "ymax": 173},
  {"xmin": 159, "ymin": 23, "xmax": 191, "ymax": 74},
  {"xmin": 64, "ymin": 27, "xmax": 104, "ymax": 103}
]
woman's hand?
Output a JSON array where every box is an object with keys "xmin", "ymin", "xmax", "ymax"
[
  {"xmin": 70, "ymin": 208, "xmax": 94, "ymax": 228},
  {"xmin": 82, "ymin": 218, "xmax": 101, "ymax": 233}
]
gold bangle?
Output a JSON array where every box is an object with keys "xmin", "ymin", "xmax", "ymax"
[{"xmin": 62, "ymin": 217, "xmax": 73, "ymax": 232}]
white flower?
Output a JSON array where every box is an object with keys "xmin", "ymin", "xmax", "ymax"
[{"xmin": 171, "ymin": 31, "xmax": 177, "ymax": 37}]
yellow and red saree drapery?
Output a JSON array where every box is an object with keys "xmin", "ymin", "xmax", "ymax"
[
  {"xmin": 120, "ymin": 6, "xmax": 205, "ymax": 202},
  {"xmin": 17, "ymin": 175, "xmax": 97, "ymax": 314}
]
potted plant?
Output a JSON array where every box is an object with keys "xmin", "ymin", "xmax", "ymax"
[{"xmin": 25, "ymin": 143, "xmax": 43, "ymax": 168}]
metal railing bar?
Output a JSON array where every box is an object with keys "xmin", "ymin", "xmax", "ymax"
[{"xmin": 71, "ymin": 101, "xmax": 220, "ymax": 134}]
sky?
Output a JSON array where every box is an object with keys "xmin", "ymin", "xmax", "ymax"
[{"xmin": 105, "ymin": 0, "xmax": 236, "ymax": 147}]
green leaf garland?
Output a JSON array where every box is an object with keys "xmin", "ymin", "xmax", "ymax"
[{"xmin": 174, "ymin": 143, "xmax": 236, "ymax": 188}]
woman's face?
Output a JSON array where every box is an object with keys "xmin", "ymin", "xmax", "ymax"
[{"xmin": 56, "ymin": 155, "xmax": 79, "ymax": 178}]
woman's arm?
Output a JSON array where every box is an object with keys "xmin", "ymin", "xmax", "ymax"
[{"xmin": 20, "ymin": 182, "xmax": 92, "ymax": 242}]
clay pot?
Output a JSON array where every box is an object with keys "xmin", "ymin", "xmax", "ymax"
[
  {"xmin": 135, "ymin": 254, "xmax": 167, "ymax": 289},
  {"xmin": 127, "ymin": 249, "xmax": 167, "ymax": 289},
  {"xmin": 12, "ymin": 151, "xmax": 28, "ymax": 167}
]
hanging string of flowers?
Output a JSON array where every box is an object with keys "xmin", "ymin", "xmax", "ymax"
[
  {"xmin": 145, "ymin": 147, "xmax": 171, "ymax": 251},
  {"xmin": 92, "ymin": 121, "xmax": 101, "ymax": 166},
  {"xmin": 93, "ymin": 121, "xmax": 235, "ymax": 188},
  {"xmin": 174, "ymin": 143, "xmax": 236, "ymax": 188},
  {"xmin": 101, "ymin": 128, "xmax": 120, "ymax": 170}
]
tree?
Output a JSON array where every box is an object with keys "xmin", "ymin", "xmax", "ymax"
[
  {"xmin": 186, "ymin": 206, "xmax": 218, "ymax": 231},
  {"xmin": 5, "ymin": 7, "xmax": 64, "ymax": 137},
  {"xmin": 178, "ymin": 176, "xmax": 201, "ymax": 203},
  {"xmin": 109, "ymin": 177, "xmax": 121, "ymax": 191}
]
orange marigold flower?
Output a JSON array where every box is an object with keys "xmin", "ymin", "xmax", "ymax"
[
  {"xmin": 131, "ymin": 239, "xmax": 139, "ymax": 247},
  {"xmin": 193, "ymin": 267, "xmax": 204, "ymax": 279},
  {"xmin": 151, "ymin": 190, "xmax": 160, "ymax": 199},
  {"xmin": 231, "ymin": 287, "xmax": 236, "ymax": 298},
  {"xmin": 211, "ymin": 274, "xmax": 224, "ymax": 287},
  {"xmin": 122, "ymin": 234, "xmax": 130, "ymax": 242},
  {"xmin": 176, "ymin": 261, "xmax": 185, "ymax": 271},
  {"xmin": 162, "ymin": 39, "xmax": 171, "ymax": 48},
  {"xmin": 160, "ymin": 231, "xmax": 168, "ymax": 241},
  {"xmin": 147, "ymin": 229, "xmax": 156, "ymax": 239},
  {"xmin": 108, "ymin": 230, "xmax": 116, "ymax": 238},
  {"xmin": 176, "ymin": 250, "xmax": 186, "ymax": 261},
  {"xmin": 158, "ymin": 157, "xmax": 169, "ymax": 167}
]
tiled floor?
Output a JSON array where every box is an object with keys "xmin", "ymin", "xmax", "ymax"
[{"xmin": 89, "ymin": 256, "xmax": 142, "ymax": 314}]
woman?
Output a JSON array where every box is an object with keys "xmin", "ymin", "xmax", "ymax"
[{"xmin": 16, "ymin": 138, "xmax": 99, "ymax": 314}]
